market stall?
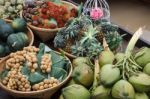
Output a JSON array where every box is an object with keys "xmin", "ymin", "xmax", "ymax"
[{"xmin": 0, "ymin": 0, "xmax": 150, "ymax": 99}]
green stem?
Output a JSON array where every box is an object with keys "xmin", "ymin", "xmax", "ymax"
[{"xmin": 125, "ymin": 28, "xmax": 143, "ymax": 57}]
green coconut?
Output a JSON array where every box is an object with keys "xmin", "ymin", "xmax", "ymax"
[
  {"xmin": 67, "ymin": 79, "xmax": 77, "ymax": 86},
  {"xmin": 129, "ymin": 73, "xmax": 150, "ymax": 92},
  {"xmin": 72, "ymin": 65, "xmax": 94, "ymax": 88},
  {"xmin": 91, "ymin": 85, "xmax": 112, "ymax": 99},
  {"xmin": 135, "ymin": 92, "xmax": 149, "ymax": 99},
  {"xmin": 62, "ymin": 84, "xmax": 91, "ymax": 99},
  {"xmin": 72, "ymin": 57, "xmax": 90, "ymax": 67},
  {"xmin": 99, "ymin": 50, "xmax": 115, "ymax": 67},
  {"xmin": 135, "ymin": 47, "xmax": 150, "ymax": 67},
  {"xmin": 143, "ymin": 63, "xmax": 150, "ymax": 75},
  {"xmin": 59, "ymin": 94, "xmax": 64, "ymax": 99},
  {"xmin": 100, "ymin": 64, "xmax": 120, "ymax": 86},
  {"xmin": 115, "ymin": 53, "xmax": 125, "ymax": 62},
  {"xmin": 112, "ymin": 80, "xmax": 135, "ymax": 99}
]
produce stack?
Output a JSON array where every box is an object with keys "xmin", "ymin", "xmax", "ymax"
[
  {"xmin": 0, "ymin": 18, "xmax": 30, "ymax": 58},
  {"xmin": 59, "ymin": 28, "xmax": 150, "ymax": 99},
  {"xmin": 54, "ymin": 15, "xmax": 122, "ymax": 59},
  {"xmin": 0, "ymin": 0, "xmax": 24, "ymax": 20},
  {"xmin": 23, "ymin": 0, "xmax": 78, "ymax": 29},
  {"xmin": 0, "ymin": 43, "xmax": 70, "ymax": 92}
]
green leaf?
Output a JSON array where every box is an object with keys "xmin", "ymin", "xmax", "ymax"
[
  {"xmin": 37, "ymin": 43, "xmax": 45, "ymax": 66},
  {"xmin": 51, "ymin": 0, "xmax": 61, "ymax": 4},
  {"xmin": 77, "ymin": 3, "xmax": 83, "ymax": 17},
  {"xmin": 44, "ymin": 44, "xmax": 52, "ymax": 53},
  {"xmin": 50, "ymin": 51, "xmax": 67, "ymax": 69},
  {"xmin": 21, "ymin": 64, "xmax": 30, "ymax": 77},
  {"xmin": 50, "ymin": 67, "xmax": 67, "ymax": 81},
  {"xmin": 28, "ymin": 72, "xmax": 45, "ymax": 85},
  {"xmin": 0, "ymin": 70, "xmax": 9, "ymax": 79}
]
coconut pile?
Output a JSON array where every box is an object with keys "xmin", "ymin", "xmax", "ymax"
[{"xmin": 59, "ymin": 28, "xmax": 150, "ymax": 99}]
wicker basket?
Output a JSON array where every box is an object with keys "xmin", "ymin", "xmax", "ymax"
[
  {"xmin": 0, "ymin": 53, "xmax": 73, "ymax": 99},
  {"xmin": 22, "ymin": 1, "xmax": 77, "ymax": 42},
  {"xmin": 0, "ymin": 20, "xmax": 34, "ymax": 60}
]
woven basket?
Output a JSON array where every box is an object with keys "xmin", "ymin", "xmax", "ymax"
[
  {"xmin": 0, "ymin": 52, "xmax": 73, "ymax": 99},
  {"xmin": 22, "ymin": 1, "xmax": 77, "ymax": 42},
  {"xmin": 0, "ymin": 20, "xmax": 34, "ymax": 60}
]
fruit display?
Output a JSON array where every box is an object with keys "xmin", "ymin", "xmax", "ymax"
[
  {"xmin": 22, "ymin": 0, "xmax": 78, "ymax": 29},
  {"xmin": 59, "ymin": 28, "xmax": 150, "ymax": 99},
  {"xmin": 0, "ymin": 0, "xmax": 149, "ymax": 98},
  {"xmin": 0, "ymin": 43, "xmax": 71, "ymax": 92},
  {"xmin": 0, "ymin": 0, "xmax": 24, "ymax": 20},
  {"xmin": 0, "ymin": 18, "xmax": 30, "ymax": 58},
  {"xmin": 54, "ymin": 15, "xmax": 122, "ymax": 59}
]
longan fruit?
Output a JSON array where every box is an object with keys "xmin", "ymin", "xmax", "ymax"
[{"xmin": 39, "ymin": 86, "xmax": 44, "ymax": 90}]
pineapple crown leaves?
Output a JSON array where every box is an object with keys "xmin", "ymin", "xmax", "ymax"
[
  {"xmin": 80, "ymin": 25, "xmax": 99, "ymax": 47},
  {"xmin": 87, "ymin": 43, "xmax": 103, "ymax": 59},
  {"xmin": 54, "ymin": 32, "xmax": 66, "ymax": 48},
  {"xmin": 71, "ymin": 41, "xmax": 86, "ymax": 57}
]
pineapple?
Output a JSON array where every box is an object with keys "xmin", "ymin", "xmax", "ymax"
[
  {"xmin": 87, "ymin": 43, "xmax": 103, "ymax": 59},
  {"xmin": 96, "ymin": 25, "xmax": 104, "ymax": 43},
  {"xmin": 63, "ymin": 38, "xmax": 74, "ymax": 53},
  {"xmin": 105, "ymin": 31, "xmax": 122, "ymax": 50},
  {"xmin": 71, "ymin": 42, "xmax": 86, "ymax": 57},
  {"xmin": 80, "ymin": 25, "xmax": 99, "ymax": 47}
]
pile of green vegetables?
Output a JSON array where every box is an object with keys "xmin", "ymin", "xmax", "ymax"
[
  {"xmin": 0, "ymin": 0, "xmax": 24, "ymax": 19},
  {"xmin": 0, "ymin": 18, "xmax": 28, "ymax": 57},
  {"xmin": 59, "ymin": 28, "xmax": 150, "ymax": 99}
]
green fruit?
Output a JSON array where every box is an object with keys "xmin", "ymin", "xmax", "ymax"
[
  {"xmin": 0, "ymin": 44, "xmax": 5, "ymax": 57},
  {"xmin": 99, "ymin": 50, "xmax": 115, "ymax": 67},
  {"xmin": 135, "ymin": 47, "xmax": 150, "ymax": 67},
  {"xmin": 59, "ymin": 94, "xmax": 64, "ymax": 99},
  {"xmin": 112, "ymin": 80, "xmax": 135, "ymax": 99},
  {"xmin": 17, "ymin": 0, "xmax": 23, "ymax": 4},
  {"xmin": 100, "ymin": 64, "xmax": 120, "ymax": 86},
  {"xmin": 0, "ymin": 24, "xmax": 14, "ymax": 40},
  {"xmin": 67, "ymin": 79, "xmax": 77, "ymax": 86},
  {"xmin": 10, "ymin": 0, "xmax": 17, "ymax": 5},
  {"xmin": 62, "ymin": 84, "xmax": 91, "ymax": 99},
  {"xmin": 4, "ymin": 44, "xmax": 10, "ymax": 54},
  {"xmin": 8, "ymin": 6, "xmax": 15, "ymax": 12},
  {"xmin": 91, "ymin": 85, "xmax": 111, "ymax": 99},
  {"xmin": 115, "ymin": 53, "xmax": 125, "ymax": 62},
  {"xmin": 143, "ymin": 63, "xmax": 150, "ymax": 75},
  {"xmin": 135, "ymin": 92, "xmax": 149, "ymax": 99},
  {"xmin": 72, "ymin": 65, "xmax": 94, "ymax": 88},
  {"xmin": 129, "ymin": 73, "xmax": 150, "ymax": 92},
  {"xmin": 0, "ymin": 19, "xmax": 6, "ymax": 26},
  {"xmin": 7, "ymin": 33, "xmax": 28, "ymax": 51},
  {"xmin": 11, "ymin": 18, "xmax": 27, "ymax": 32},
  {"xmin": 0, "ymin": 0, "xmax": 5, "ymax": 5},
  {"xmin": 73, "ymin": 57, "xmax": 90, "ymax": 67}
]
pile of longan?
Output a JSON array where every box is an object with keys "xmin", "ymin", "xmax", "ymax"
[{"xmin": 1, "ymin": 46, "xmax": 60, "ymax": 92}]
